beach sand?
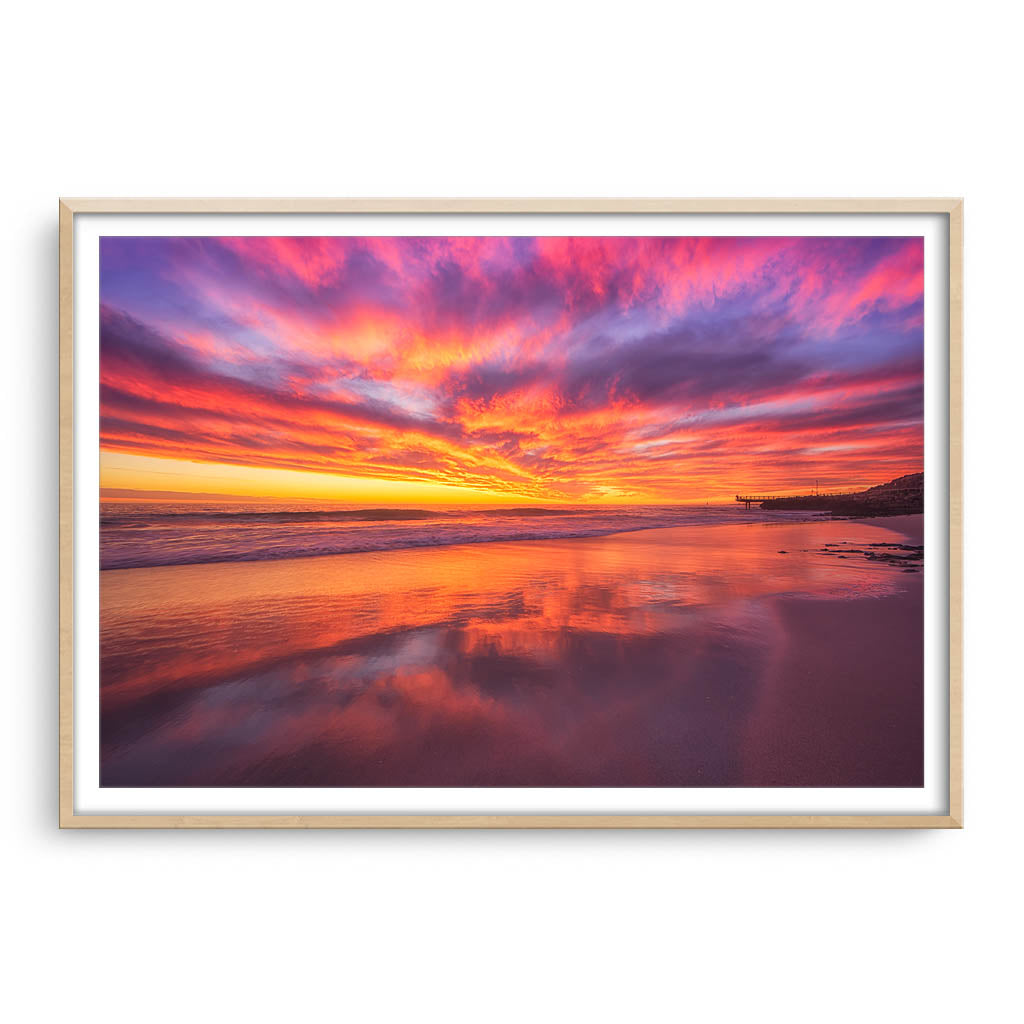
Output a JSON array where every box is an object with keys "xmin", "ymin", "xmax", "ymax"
[{"xmin": 100, "ymin": 515, "xmax": 923, "ymax": 787}]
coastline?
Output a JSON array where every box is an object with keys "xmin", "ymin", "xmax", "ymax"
[
  {"xmin": 99, "ymin": 504, "xmax": 918, "ymax": 572},
  {"xmin": 100, "ymin": 515, "xmax": 924, "ymax": 787}
]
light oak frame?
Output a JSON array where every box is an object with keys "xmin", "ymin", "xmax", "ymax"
[{"xmin": 59, "ymin": 198, "xmax": 963, "ymax": 829}]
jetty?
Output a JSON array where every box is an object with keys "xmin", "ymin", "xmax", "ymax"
[
  {"xmin": 735, "ymin": 494, "xmax": 779, "ymax": 509},
  {"xmin": 736, "ymin": 472, "xmax": 923, "ymax": 516}
]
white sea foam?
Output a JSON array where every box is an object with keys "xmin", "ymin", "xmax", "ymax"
[{"xmin": 100, "ymin": 502, "xmax": 823, "ymax": 570}]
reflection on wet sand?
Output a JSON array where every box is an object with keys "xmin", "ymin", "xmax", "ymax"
[{"xmin": 100, "ymin": 518, "xmax": 923, "ymax": 787}]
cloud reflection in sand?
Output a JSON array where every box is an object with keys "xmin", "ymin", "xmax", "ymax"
[{"xmin": 100, "ymin": 519, "xmax": 922, "ymax": 787}]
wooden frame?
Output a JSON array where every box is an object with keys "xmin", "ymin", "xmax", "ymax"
[{"xmin": 59, "ymin": 198, "xmax": 963, "ymax": 829}]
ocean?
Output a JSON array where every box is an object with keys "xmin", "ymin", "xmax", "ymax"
[{"xmin": 99, "ymin": 501, "xmax": 822, "ymax": 570}]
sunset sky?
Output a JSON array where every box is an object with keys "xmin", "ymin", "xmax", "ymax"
[{"xmin": 99, "ymin": 235, "xmax": 924, "ymax": 504}]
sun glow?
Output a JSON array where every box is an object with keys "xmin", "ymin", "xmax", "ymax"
[{"xmin": 99, "ymin": 452, "xmax": 550, "ymax": 505}]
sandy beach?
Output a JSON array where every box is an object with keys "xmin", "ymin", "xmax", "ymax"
[{"xmin": 100, "ymin": 515, "xmax": 923, "ymax": 787}]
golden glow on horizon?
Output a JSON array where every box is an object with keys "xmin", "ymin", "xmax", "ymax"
[
  {"xmin": 99, "ymin": 450, "xmax": 886, "ymax": 506},
  {"xmin": 100, "ymin": 451, "xmax": 557, "ymax": 504}
]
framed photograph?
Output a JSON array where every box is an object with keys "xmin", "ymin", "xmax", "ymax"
[{"xmin": 59, "ymin": 198, "xmax": 962, "ymax": 828}]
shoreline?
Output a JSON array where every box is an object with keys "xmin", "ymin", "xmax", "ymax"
[
  {"xmin": 101, "ymin": 514, "xmax": 924, "ymax": 787},
  {"xmin": 100, "ymin": 511, "xmax": 924, "ymax": 574}
]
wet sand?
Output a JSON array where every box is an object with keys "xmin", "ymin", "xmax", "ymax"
[{"xmin": 100, "ymin": 515, "xmax": 923, "ymax": 787}]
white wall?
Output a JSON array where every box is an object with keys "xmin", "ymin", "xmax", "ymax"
[{"xmin": 3, "ymin": 2, "xmax": 1019, "ymax": 1021}]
